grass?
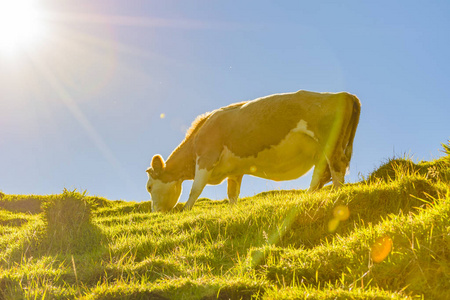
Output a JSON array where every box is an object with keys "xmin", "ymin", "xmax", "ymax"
[{"xmin": 0, "ymin": 141, "xmax": 449, "ymax": 299}]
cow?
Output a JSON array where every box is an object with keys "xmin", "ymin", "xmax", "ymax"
[{"xmin": 146, "ymin": 90, "xmax": 361, "ymax": 212}]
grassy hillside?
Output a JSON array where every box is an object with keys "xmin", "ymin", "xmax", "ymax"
[{"xmin": 1, "ymin": 143, "xmax": 449, "ymax": 299}]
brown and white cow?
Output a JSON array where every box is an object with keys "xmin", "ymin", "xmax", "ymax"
[{"xmin": 146, "ymin": 90, "xmax": 361, "ymax": 212}]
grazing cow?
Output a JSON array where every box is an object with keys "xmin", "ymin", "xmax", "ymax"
[{"xmin": 147, "ymin": 90, "xmax": 361, "ymax": 212}]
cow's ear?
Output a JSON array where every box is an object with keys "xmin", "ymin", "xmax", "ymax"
[{"xmin": 151, "ymin": 155, "xmax": 165, "ymax": 177}]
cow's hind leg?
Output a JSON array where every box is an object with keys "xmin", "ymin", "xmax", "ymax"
[
  {"xmin": 322, "ymin": 95, "xmax": 360, "ymax": 190},
  {"xmin": 227, "ymin": 175, "xmax": 243, "ymax": 205},
  {"xmin": 330, "ymin": 159, "xmax": 346, "ymax": 189},
  {"xmin": 329, "ymin": 95, "xmax": 360, "ymax": 189},
  {"xmin": 309, "ymin": 157, "xmax": 332, "ymax": 191},
  {"xmin": 328, "ymin": 135, "xmax": 351, "ymax": 189}
]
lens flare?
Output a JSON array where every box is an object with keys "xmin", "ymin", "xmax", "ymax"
[
  {"xmin": 371, "ymin": 236, "xmax": 393, "ymax": 263},
  {"xmin": 328, "ymin": 205, "xmax": 350, "ymax": 232},
  {"xmin": 333, "ymin": 205, "xmax": 350, "ymax": 221},
  {"xmin": 328, "ymin": 218, "xmax": 340, "ymax": 232}
]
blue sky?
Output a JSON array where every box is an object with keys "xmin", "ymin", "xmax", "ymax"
[{"xmin": 0, "ymin": 0, "xmax": 449, "ymax": 202}]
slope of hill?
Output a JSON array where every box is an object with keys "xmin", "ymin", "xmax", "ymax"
[{"xmin": 1, "ymin": 143, "xmax": 449, "ymax": 299}]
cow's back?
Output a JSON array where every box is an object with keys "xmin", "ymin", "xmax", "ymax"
[{"xmin": 194, "ymin": 91, "xmax": 353, "ymax": 159}]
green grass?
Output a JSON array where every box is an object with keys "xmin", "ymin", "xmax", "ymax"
[{"xmin": 1, "ymin": 142, "xmax": 449, "ymax": 299}]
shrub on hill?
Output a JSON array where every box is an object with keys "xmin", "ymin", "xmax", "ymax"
[{"xmin": 40, "ymin": 189, "xmax": 103, "ymax": 254}]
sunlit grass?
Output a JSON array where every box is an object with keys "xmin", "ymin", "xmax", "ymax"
[{"xmin": 0, "ymin": 142, "xmax": 449, "ymax": 299}]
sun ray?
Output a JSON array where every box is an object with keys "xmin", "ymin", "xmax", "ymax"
[
  {"xmin": 43, "ymin": 12, "xmax": 223, "ymax": 30},
  {"xmin": 27, "ymin": 51, "xmax": 137, "ymax": 191},
  {"xmin": 31, "ymin": 55, "xmax": 118, "ymax": 166},
  {"xmin": 45, "ymin": 18, "xmax": 181, "ymax": 67}
]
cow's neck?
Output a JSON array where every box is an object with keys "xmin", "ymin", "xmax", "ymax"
[{"xmin": 162, "ymin": 140, "xmax": 196, "ymax": 182}]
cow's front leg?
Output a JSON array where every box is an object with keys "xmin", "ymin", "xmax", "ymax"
[
  {"xmin": 184, "ymin": 168, "xmax": 210, "ymax": 210},
  {"xmin": 227, "ymin": 175, "xmax": 243, "ymax": 205}
]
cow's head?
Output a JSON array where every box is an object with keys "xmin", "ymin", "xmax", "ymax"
[{"xmin": 146, "ymin": 155, "xmax": 182, "ymax": 212}]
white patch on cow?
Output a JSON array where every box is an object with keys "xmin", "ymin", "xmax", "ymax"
[
  {"xmin": 291, "ymin": 120, "xmax": 317, "ymax": 141},
  {"xmin": 209, "ymin": 126, "xmax": 321, "ymax": 184},
  {"xmin": 152, "ymin": 179, "xmax": 171, "ymax": 192},
  {"xmin": 149, "ymin": 178, "xmax": 182, "ymax": 212},
  {"xmin": 193, "ymin": 165, "xmax": 210, "ymax": 187}
]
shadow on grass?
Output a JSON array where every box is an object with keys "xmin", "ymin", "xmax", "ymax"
[{"xmin": 0, "ymin": 195, "xmax": 43, "ymax": 214}]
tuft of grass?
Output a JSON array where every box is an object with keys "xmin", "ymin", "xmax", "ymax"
[
  {"xmin": 42, "ymin": 190, "xmax": 91, "ymax": 229},
  {"xmin": 368, "ymin": 156, "xmax": 417, "ymax": 183},
  {"xmin": 40, "ymin": 189, "xmax": 103, "ymax": 255},
  {"xmin": 368, "ymin": 150, "xmax": 449, "ymax": 185}
]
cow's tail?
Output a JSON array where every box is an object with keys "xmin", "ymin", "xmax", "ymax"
[{"xmin": 344, "ymin": 94, "xmax": 361, "ymax": 166}]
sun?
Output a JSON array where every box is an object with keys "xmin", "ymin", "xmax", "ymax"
[{"xmin": 0, "ymin": 0, "xmax": 46, "ymax": 56}]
